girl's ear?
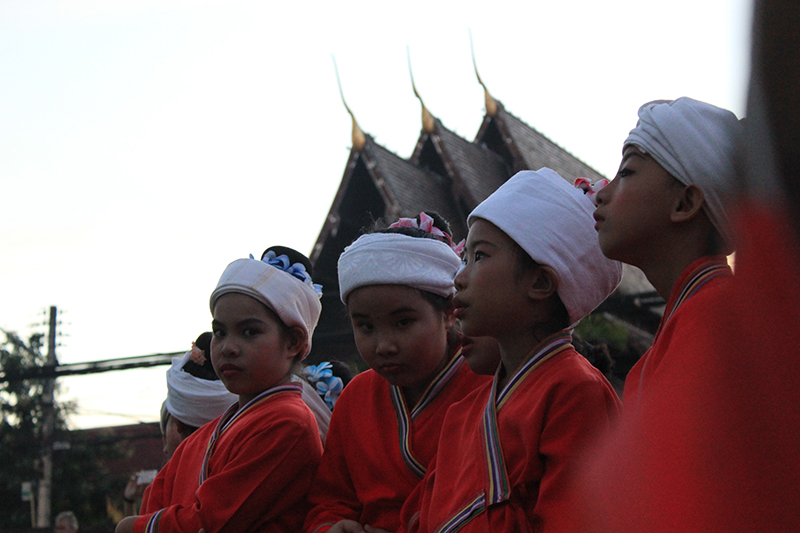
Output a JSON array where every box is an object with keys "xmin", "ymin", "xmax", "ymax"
[
  {"xmin": 527, "ymin": 266, "xmax": 559, "ymax": 302},
  {"xmin": 671, "ymin": 184, "xmax": 706, "ymax": 223},
  {"xmin": 285, "ymin": 326, "xmax": 308, "ymax": 360}
]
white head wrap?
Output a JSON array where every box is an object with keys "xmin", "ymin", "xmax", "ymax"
[
  {"xmin": 625, "ymin": 97, "xmax": 742, "ymax": 249},
  {"xmin": 469, "ymin": 168, "xmax": 623, "ymax": 328},
  {"xmin": 165, "ymin": 351, "xmax": 238, "ymax": 429},
  {"xmin": 338, "ymin": 233, "xmax": 462, "ymax": 303},
  {"xmin": 210, "ymin": 257, "xmax": 322, "ymax": 358}
]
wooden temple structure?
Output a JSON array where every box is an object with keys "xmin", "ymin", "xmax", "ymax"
[{"xmin": 306, "ymin": 77, "xmax": 660, "ymax": 377}]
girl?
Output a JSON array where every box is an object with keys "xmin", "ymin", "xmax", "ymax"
[
  {"xmin": 304, "ymin": 213, "xmax": 491, "ymax": 533},
  {"xmin": 398, "ymin": 169, "xmax": 623, "ymax": 533},
  {"xmin": 116, "ymin": 246, "xmax": 324, "ymax": 533}
]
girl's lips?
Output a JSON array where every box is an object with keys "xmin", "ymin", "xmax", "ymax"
[
  {"xmin": 452, "ymin": 297, "xmax": 468, "ymax": 319},
  {"xmin": 378, "ymin": 363, "xmax": 403, "ymax": 375},
  {"xmin": 218, "ymin": 363, "xmax": 242, "ymax": 377},
  {"xmin": 593, "ymin": 212, "xmax": 605, "ymax": 230}
]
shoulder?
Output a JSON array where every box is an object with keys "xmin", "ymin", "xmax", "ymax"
[{"xmin": 330, "ymin": 369, "xmax": 387, "ymax": 408}]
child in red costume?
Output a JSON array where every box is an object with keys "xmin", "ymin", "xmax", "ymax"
[
  {"xmin": 573, "ymin": 4, "xmax": 800, "ymax": 530},
  {"xmin": 116, "ymin": 247, "xmax": 324, "ymax": 533},
  {"xmin": 397, "ymin": 169, "xmax": 623, "ymax": 533},
  {"xmin": 304, "ymin": 213, "xmax": 490, "ymax": 533},
  {"xmin": 593, "ymin": 97, "xmax": 743, "ymax": 405}
]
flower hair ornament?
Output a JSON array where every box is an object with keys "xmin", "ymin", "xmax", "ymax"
[
  {"xmin": 574, "ymin": 178, "xmax": 609, "ymax": 207},
  {"xmin": 389, "ymin": 212, "xmax": 465, "ymax": 255},
  {"xmin": 250, "ymin": 250, "xmax": 323, "ymax": 297},
  {"xmin": 302, "ymin": 362, "xmax": 344, "ymax": 410}
]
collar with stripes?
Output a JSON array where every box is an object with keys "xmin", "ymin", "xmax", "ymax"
[
  {"xmin": 199, "ymin": 382, "xmax": 302, "ymax": 485},
  {"xmin": 658, "ymin": 256, "xmax": 731, "ymax": 336},
  {"xmin": 483, "ymin": 331, "xmax": 572, "ymax": 504},
  {"xmin": 390, "ymin": 351, "xmax": 466, "ymax": 478}
]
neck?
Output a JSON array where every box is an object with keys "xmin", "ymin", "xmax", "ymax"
[
  {"xmin": 640, "ymin": 239, "xmax": 718, "ymax": 302},
  {"xmin": 496, "ymin": 328, "xmax": 559, "ymax": 391},
  {"xmin": 402, "ymin": 347, "xmax": 453, "ymax": 408}
]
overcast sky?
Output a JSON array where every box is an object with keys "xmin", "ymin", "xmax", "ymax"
[{"xmin": 1, "ymin": 0, "xmax": 752, "ymax": 428}]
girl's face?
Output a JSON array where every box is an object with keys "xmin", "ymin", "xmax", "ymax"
[
  {"xmin": 163, "ymin": 415, "xmax": 185, "ymax": 459},
  {"xmin": 594, "ymin": 145, "xmax": 684, "ymax": 266},
  {"xmin": 454, "ymin": 219, "xmax": 533, "ymax": 338},
  {"xmin": 348, "ymin": 284, "xmax": 455, "ymax": 401},
  {"xmin": 211, "ymin": 293, "xmax": 298, "ymax": 406}
]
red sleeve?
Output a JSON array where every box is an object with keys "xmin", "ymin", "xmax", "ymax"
[
  {"xmin": 134, "ymin": 405, "xmax": 321, "ymax": 533},
  {"xmin": 304, "ymin": 393, "xmax": 363, "ymax": 533}
]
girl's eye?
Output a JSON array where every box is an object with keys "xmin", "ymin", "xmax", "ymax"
[
  {"xmin": 474, "ymin": 250, "xmax": 486, "ymax": 262},
  {"xmin": 212, "ymin": 328, "xmax": 225, "ymax": 338},
  {"xmin": 396, "ymin": 318, "xmax": 413, "ymax": 328},
  {"xmin": 618, "ymin": 168, "xmax": 633, "ymax": 178},
  {"xmin": 356, "ymin": 322, "xmax": 373, "ymax": 333},
  {"xmin": 243, "ymin": 328, "xmax": 258, "ymax": 337}
]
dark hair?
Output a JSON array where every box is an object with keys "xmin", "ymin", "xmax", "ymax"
[
  {"xmin": 327, "ymin": 360, "xmax": 355, "ymax": 387},
  {"xmin": 261, "ymin": 245, "xmax": 314, "ymax": 277},
  {"xmin": 181, "ymin": 332, "xmax": 220, "ymax": 381},
  {"xmin": 510, "ymin": 240, "xmax": 570, "ymax": 337}
]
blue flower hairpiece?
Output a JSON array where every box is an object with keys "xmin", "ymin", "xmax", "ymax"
[
  {"xmin": 302, "ymin": 362, "xmax": 344, "ymax": 410},
  {"xmin": 249, "ymin": 251, "xmax": 323, "ymax": 297}
]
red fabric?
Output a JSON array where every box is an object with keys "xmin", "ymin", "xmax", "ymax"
[
  {"xmin": 577, "ymin": 203, "xmax": 800, "ymax": 532},
  {"xmin": 622, "ymin": 255, "xmax": 732, "ymax": 405},
  {"xmin": 401, "ymin": 349, "xmax": 620, "ymax": 533},
  {"xmin": 304, "ymin": 362, "xmax": 490, "ymax": 533},
  {"xmin": 134, "ymin": 390, "xmax": 322, "ymax": 533}
]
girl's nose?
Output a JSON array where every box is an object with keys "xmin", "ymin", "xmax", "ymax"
[
  {"xmin": 375, "ymin": 334, "xmax": 398, "ymax": 356},
  {"xmin": 454, "ymin": 265, "xmax": 467, "ymax": 291},
  {"xmin": 219, "ymin": 338, "xmax": 239, "ymax": 358}
]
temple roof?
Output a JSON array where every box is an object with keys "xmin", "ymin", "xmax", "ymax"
[{"xmin": 307, "ymin": 90, "xmax": 659, "ymax": 366}]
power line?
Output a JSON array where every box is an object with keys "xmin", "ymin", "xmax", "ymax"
[{"xmin": 0, "ymin": 351, "xmax": 183, "ymax": 384}]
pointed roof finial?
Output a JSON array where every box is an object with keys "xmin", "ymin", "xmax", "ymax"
[
  {"xmin": 470, "ymin": 31, "xmax": 497, "ymax": 117},
  {"xmin": 333, "ymin": 55, "xmax": 366, "ymax": 151},
  {"xmin": 407, "ymin": 47, "xmax": 436, "ymax": 133}
]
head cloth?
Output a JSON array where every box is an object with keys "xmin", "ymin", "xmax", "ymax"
[
  {"xmin": 210, "ymin": 256, "xmax": 322, "ymax": 358},
  {"xmin": 625, "ymin": 97, "xmax": 742, "ymax": 249},
  {"xmin": 165, "ymin": 351, "xmax": 238, "ymax": 428},
  {"xmin": 338, "ymin": 232, "xmax": 462, "ymax": 303},
  {"xmin": 469, "ymin": 168, "xmax": 623, "ymax": 328}
]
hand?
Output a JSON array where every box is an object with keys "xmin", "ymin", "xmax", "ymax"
[
  {"xmin": 364, "ymin": 526, "xmax": 393, "ymax": 533},
  {"xmin": 326, "ymin": 520, "xmax": 368, "ymax": 533},
  {"xmin": 115, "ymin": 516, "xmax": 136, "ymax": 533},
  {"xmin": 124, "ymin": 474, "xmax": 146, "ymax": 501}
]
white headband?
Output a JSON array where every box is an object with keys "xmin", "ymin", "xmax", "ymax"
[
  {"xmin": 338, "ymin": 233, "xmax": 462, "ymax": 304},
  {"xmin": 165, "ymin": 351, "xmax": 238, "ymax": 429},
  {"xmin": 210, "ymin": 257, "xmax": 322, "ymax": 358},
  {"xmin": 469, "ymin": 168, "xmax": 623, "ymax": 328},
  {"xmin": 625, "ymin": 97, "xmax": 742, "ymax": 249}
]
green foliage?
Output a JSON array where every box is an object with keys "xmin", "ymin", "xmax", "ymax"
[
  {"xmin": 0, "ymin": 331, "xmax": 120, "ymax": 528},
  {"xmin": 574, "ymin": 313, "xmax": 630, "ymax": 352}
]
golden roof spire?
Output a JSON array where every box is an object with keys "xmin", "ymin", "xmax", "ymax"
[
  {"xmin": 470, "ymin": 31, "xmax": 497, "ymax": 116},
  {"xmin": 407, "ymin": 47, "xmax": 436, "ymax": 133},
  {"xmin": 333, "ymin": 56, "xmax": 366, "ymax": 151}
]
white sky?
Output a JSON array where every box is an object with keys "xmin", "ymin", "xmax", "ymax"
[{"xmin": 1, "ymin": 0, "xmax": 752, "ymax": 429}]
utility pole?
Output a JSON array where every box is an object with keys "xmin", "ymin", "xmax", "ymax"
[{"xmin": 36, "ymin": 306, "xmax": 57, "ymax": 528}]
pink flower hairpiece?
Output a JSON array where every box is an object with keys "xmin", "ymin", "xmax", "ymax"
[
  {"xmin": 574, "ymin": 177, "xmax": 609, "ymax": 206},
  {"xmin": 389, "ymin": 212, "xmax": 465, "ymax": 255},
  {"xmin": 189, "ymin": 341, "xmax": 206, "ymax": 365}
]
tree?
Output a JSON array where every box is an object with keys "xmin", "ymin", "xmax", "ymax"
[{"xmin": 0, "ymin": 330, "xmax": 125, "ymax": 528}]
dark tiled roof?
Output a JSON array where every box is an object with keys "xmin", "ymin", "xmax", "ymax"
[
  {"xmin": 496, "ymin": 105, "xmax": 608, "ymax": 183},
  {"xmin": 366, "ymin": 140, "xmax": 467, "ymax": 238},
  {"xmin": 432, "ymin": 121, "xmax": 510, "ymax": 207}
]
